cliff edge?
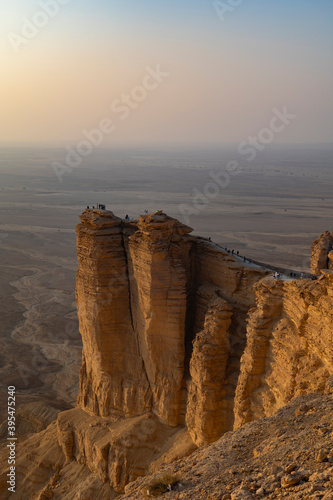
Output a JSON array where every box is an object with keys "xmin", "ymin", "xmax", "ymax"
[
  {"xmin": 1, "ymin": 211, "xmax": 332, "ymax": 499},
  {"xmin": 310, "ymin": 230, "xmax": 333, "ymax": 275}
]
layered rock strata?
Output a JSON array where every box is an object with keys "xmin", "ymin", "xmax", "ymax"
[
  {"xmin": 310, "ymin": 230, "xmax": 333, "ymax": 274},
  {"xmin": 234, "ymin": 270, "xmax": 333, "ymax": 429},
  {"xmin": 122, "ymin": 392, "xmax": 333, "ymax": 500},
  {"xmin": 76, "ymin": 210, "xmax": 268, "ymax": 444},
  {"xmin": 186, "ymin": 295, "xmax": 233, "ymax": 446},
  {"xmin": 56, "ymin": 214, "xmax": 333, "ymax": 491},
  {"xmin": 76, "ymin": 210, "xmax": 151, "ymax": 418},
  {"xmin": 126, "ymin": 214, "xmax": 194, "ymax": 426},
  {"xmin": 1, "ymin": 213, "xmax": 333, "ymax": 499}
]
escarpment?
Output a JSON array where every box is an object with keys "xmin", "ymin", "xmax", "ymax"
[
  {"xmin": 2, "ymin": 212, "xmax": 333, "ymax": 499},
  {"xmin": 76, "ymin": 211, "xmax": 269, "ymax": 434},
  {"xmin": 72, "ymin": 211, "xmax": 333, "ymax": 491},
  {"xmin": 76, "ymin": 211, "xmax": 151, "ymax": 417},
  {"xmin": 234, "ymin": 270, "xmax": 333, "ymax": 429},
  {"xmin": 310, "ymin": 230, "xmax": 333, "ymax": 274},
  {"xmin": 67, "ymin": 209, "xmax": 271, "ymax": 492},
  {"xmin": 125, "ymin": 214, "xmax": 194, "ymax": 426}
]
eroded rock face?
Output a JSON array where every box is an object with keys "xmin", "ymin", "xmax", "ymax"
[
  {"xmin": 76, "ymin": 210, "xmax": 195, "ymax": 426},
  {"xmin": 76, "ymin": 210, "xmax": 268, "ymax": 440},
  {"xmin": 127, "ymin": 213, "xmax": 194, "ymax": 426},
  {"xmin": 56, "ymin": 407, "xmax": 185, "ymax": 492},
  {"xmin": 122, "ymin": 393, "xmax": 333, "ymax": 500},
  {"xmin": 310, "ymin": 231, "xmax": 333, "ymax": 274},
  {"xmin": 63, "ymin": 214, "xmax": 333, "ymax": 490},
  {"xmin": 76, "ymin": 210, "xmax": 151, "ymax": 418},
  {"xmin": 1, "ymin": 214, "xmax": 333, "ymax": 499},
  {"xmin": 74, "ymin": 208, "xmax": 272, "ymax": 476},
  {"xmin": 234, "ymin": 271, "xmax": 333, "ymax": 429},
  {"xmin": 186, "ymin": 293, "xmax": 233, "ymax": 446}
]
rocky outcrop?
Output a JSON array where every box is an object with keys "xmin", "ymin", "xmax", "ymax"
[
  {"xmin": 72, "ymin": 209, "xmax": 270, "ymax": 490},
  {"xmin": 126, "ymin": 214, "xmax": 194, "ymax": 426},
  {"xmin": 234, "ymin": 271, "xmax": 333, "ymax": 429},
  {"xmin": 56, "ymin": 407, "xmax": 191, "ymax": 492},
  {"xmin": 75, "ymin": 211, "xmax": 333, "ymax": 490},
  {"xmin": 186, "ymin": 294, "xmax": 233, "ymax": 446},
  {"xmin": 310, "ymin": 230, "xmax": 333, "ymax": 274},
  {"xmin": 2, "ymin": 212, "xmax": 333, "ymax": 499},
  {"xmin": 122, "ymin": 392, "xmax": 333, "ymax": 500},
  {"xmin": 76, "ymin": 210, "xmax": 268, "ymax": 441},
  {"xmin": 76, "ymin": 210, "xmax": 151, "ymax": 418}
]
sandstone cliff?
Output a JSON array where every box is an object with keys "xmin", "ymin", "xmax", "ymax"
[
  {"xmin": 1, "ymin": 212, "xmax": 333, "ymax": 499},
  {"xmin": 310, "ymin": 230, "xmax": 333, "ymax": 274},
  {"xmin": 234, "ymin": 270, "xmax": 333, "ymax": 429},
  {"xmin": 76, "ymin": 210, "xmax": 268, "ymax": 441},
  {"xmin": 76, "ymin": 210, "xmax": 151, "ymax": 418},
  {"xmin": 65, "ymin": 209, "xmax": 270, "ymax": 492},
  {"xmin": 122, "ymin": 392, "xmax": 333, "ymax": 499},
  {"xmin": 70, "ymin": 214, "xmax": 333, "ymax": 493}
]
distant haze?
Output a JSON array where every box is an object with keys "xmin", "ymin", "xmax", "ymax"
[{"xmin": 1, "ymin": 0, "xmax": 333, "ymax": 145}]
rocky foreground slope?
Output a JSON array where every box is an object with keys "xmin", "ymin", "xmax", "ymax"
[
  {"xmin": 0, "ymin": 212, "xmax": 332, "ymax": 499},
  {"xmin": 122, "ymin": 392, "xmax": 333, "ymax": 499}
]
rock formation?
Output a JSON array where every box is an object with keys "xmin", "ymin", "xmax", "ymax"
[
  {"xmin": 122, "ymin": 392, "xmax": 333, "ymax": 499},
  {"xmin": 76, "ymin": 210, "xmax": 151, "ymax": 418},
  {"xmin": 186, "ymin": 295, "xmax": 233, "ymax": 446},
  {"xmin": 76, "ymin": 209, "xmax": 268, "ymax": 444},
  {"xmin": 234, "ymin": 271, "xmax": 333, "ymax": 429},
  {"xmin": 1, "ymin": 212, "xmax": 333, "ymax": 499},
  {"xmin": 310, "ymin": 230, "xmax": 333, "ymax": 274},
  {"xmin": 58, "ymin": 209, "xmax": 271, "ymax": 493}
]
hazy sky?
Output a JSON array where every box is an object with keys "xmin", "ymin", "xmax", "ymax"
[{"xmin": 1, "ymin": 0, "xmax": 333, "ymax": 145}]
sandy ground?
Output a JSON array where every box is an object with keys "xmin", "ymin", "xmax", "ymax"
[{"xmin": 0, "ymin": 145, "xmax": 332, "ymax": 429}]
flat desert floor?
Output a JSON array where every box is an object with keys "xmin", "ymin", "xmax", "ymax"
[{"xmin": 1, "ymin": 145, "xmax": 333, "ymax": 433}]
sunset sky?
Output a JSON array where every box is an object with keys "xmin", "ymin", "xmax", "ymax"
[{"xmin": 1, "ymin": 0, "xmax": 333, "ymax": 145}]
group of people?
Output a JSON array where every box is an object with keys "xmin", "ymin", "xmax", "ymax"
[
  {"xmin": 224, "ymin": 245, "xmax": 252, "ymax": 263},
  {"xmin": 276, "ymin": 271, "xmax": 316, "ymax": 281},
  {"xmin": 223, "ymin": 244, "xmax": 313, "ymax": 280},
  {"xmin": 86, "ymin": 204, "xmax": 106, "ymax": 210},
  {"xmin": 123, "ymin": 209, "xmax": 162, "ymax": 220}
]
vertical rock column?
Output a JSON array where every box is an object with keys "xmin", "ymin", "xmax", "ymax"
[
  {"xmin": 310, "ymin": 231, "xmax": 333, "ymax": 275},
  {"xmin": 186, "ymin": 295, "xmax": 233, "ymax": 446},
  {"xmin": 76, "ymin": 210, "xmax": 151, "ymax": 417},
  {"xmin": 128, "ymin": 213, "xmax": 193, "ymax": 427},
  {"xmin": 233, "ymin": 278, "xmax": 284, "ymax": 429},
  {"xmin": 234, "ymin": 272, "xmax": 333, "ymax": 430}
]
